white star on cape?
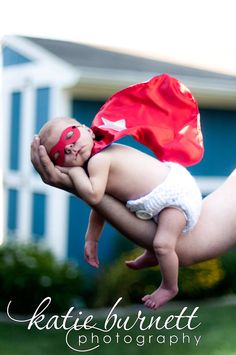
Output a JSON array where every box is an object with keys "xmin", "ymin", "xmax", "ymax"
[{"xmin": 99, "ymin": 117, "xmax": 127, "ymax": 132}]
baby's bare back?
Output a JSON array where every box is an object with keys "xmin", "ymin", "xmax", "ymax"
[{"xmin": 98, "ymin": 144, "xmax": 169, "ymax": 202}]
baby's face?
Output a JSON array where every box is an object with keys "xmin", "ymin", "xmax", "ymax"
[
  {"xmin": 48, "ymin": 120, "xmax": 95, "ymax": 167},
  {"xmin": 64, "ymin": 125, "xmax": 95, "ymax": 167}
]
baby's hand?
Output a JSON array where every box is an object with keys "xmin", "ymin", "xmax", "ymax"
[
  {"xmin": 56, "ymin": 166, "xmax": 84, "ymax": 177},
  {"xmin": 84, "ymin": 240, "xmax": 99, "ymax": 269},
  {"xmin": 56, "ymin": 166, "xmax": 72, "ymax": 175}
]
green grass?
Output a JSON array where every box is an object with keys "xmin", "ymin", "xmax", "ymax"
[{"xmin": 0, "ymin": 302, "xmax": 236, "ymax": 355}]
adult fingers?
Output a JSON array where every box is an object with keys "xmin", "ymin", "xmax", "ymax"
[
  {"xmin": 38, "ymin": 145, "xmax": 60, "ymax": 185},
  {"xmin": 30, "ymin": 136, "xmax": 42, "ymax": 173}
]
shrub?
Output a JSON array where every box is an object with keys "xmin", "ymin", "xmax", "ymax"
[
  {"xmin": 0, "ymin": 241, "xmax": 84, "ymax": 314},
  {"xmin": 178, "ymin": 259, "xmax": 225, "ymax": 299}
]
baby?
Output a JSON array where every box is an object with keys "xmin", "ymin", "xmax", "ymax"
[{"xmin": 39, "ymin": 117, "xmax": 202, "ymax": 309}]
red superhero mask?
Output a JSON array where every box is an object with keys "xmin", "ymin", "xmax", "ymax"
[{"xmin": 49, "ymin": 126, "xmax": 81, "ymax": 166}]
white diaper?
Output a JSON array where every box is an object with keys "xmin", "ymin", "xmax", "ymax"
[{"xmin": 126, "ymin": 162, "xmax": 202, "ymax": 234}]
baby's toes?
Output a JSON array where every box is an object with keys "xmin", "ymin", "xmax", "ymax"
[
  {"xmin": 144, "ymin": 299, "xmax": 154, "ymax": 308},
  {"xmin": 142, "ymin": 294, "xmax": 150, "ymax": 302}
]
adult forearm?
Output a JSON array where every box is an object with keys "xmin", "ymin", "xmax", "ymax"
[
  {"xmin": 93, "ymin": 195, "xmax": 156, "ymax": 249},
  {"xmin": 93, "ymin": 196, "xmax": 199, "ymax": 266},
  {"xmin": 93, "ymin": 195, "xmax": 199, "ymax": 266}
]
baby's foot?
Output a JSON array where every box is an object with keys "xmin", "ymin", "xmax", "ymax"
[
  {"xmin": 142, "ymin": 285, "xmax": 178, "ymax": 310},
  {"xmin": 125, "ymin": 250, "xmax": 158, "ymax": 270}
]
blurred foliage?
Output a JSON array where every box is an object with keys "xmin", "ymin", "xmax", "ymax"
[
  {"xmin": 178, "ymin": 258, "xmax": 225, "ymax": 298},
  {"xmin": 1, "ymin": 241, "xmax": 236, "ymax": 313},
  {"xmin": 0, "ymin": 242, "xmax": 84, "ymax": 314},
  {"xmin": 218, "ymin": 249, "xmax": 236, "ymax": 294},
  {"xmin": 93, "ymin": 247, "xmax": 236, "ymax": 307}
]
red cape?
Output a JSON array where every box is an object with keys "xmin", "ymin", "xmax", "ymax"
[{"xmin": 91, "ymin": 74, "xmax": 203, "ymax": 167}]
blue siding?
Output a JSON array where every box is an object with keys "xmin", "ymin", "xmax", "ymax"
[
  {"xmin": 7, "ymin": 189, "xmax": 18, "ymax": 234},
  {"xmin": 34, "ymin": 88, "xmax": 50, "ymax": 133},
  {"xmin": 189, "ymin": 109, "xmax": 236, "ymax": 176},
  {"xmin": 31, "ymin": 193, "xmax": 47, "ymax": 240},
  {"xmin": 3, "ymin": 46, "xmax": 32, "ymax": 67},
  {"xmin": 9, "ymin": 92, "xmax": 22, "ymax": 171},
  {"xmin": 72, "ymin": 99, "xmax": 103, "ymax": 126}
]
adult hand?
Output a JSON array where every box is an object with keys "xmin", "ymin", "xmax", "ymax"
[{"xmin": 30, "ymin": 135, "xmax": 75, "ymax": 193}]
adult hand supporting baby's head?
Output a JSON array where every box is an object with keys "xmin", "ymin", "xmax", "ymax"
[{"xmin": 30, "ymin": 135, "xmax": 75, "ymax": 193}]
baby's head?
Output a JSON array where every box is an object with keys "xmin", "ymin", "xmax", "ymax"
[{"xmin": 39, "ymin": 117, "xmax": 95, "ymax": 167}]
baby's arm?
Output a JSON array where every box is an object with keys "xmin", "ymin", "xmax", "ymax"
[
  {"xmin": 84, "ymin": 209, "xmax": 105, "ymax": 268},
  {"xmin": 58, "ymin": 153, "xmax": 110, "ymax": 205}
]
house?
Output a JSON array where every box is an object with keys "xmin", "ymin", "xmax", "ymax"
[{"xmin": 2, "ymin": 35, "xmax": 236, "ymax": 267}]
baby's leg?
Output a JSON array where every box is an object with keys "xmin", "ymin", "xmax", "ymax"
[
  {"xmin": 143, "ymin": 208, "xmax": 186, "ymax": 310},
  {"xmin": 125, "ymin": 249, "xmax": 158, "ymax": 269}
]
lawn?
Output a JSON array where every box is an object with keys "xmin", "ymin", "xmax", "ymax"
[{"xmin": 0, "ymin": 301, "xmax": 236, "ymax": 355}]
